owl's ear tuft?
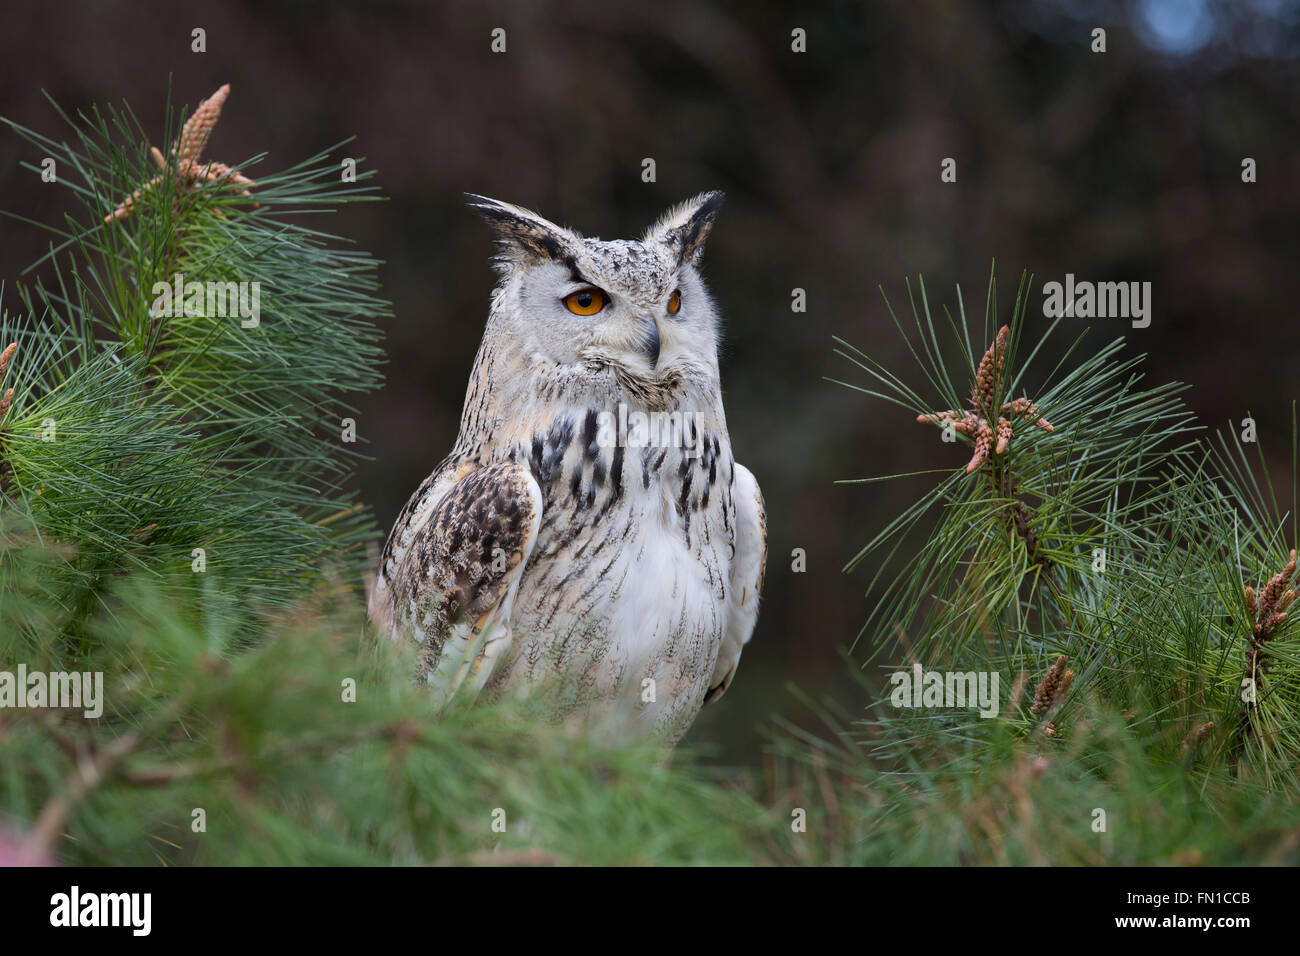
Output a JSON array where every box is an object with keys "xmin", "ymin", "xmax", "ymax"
[
  {"xmin": 465, "ymin": 194, "xmax": 575, "ymax": 271},
  {"xmin": 646, "ymin": 191, "xmax": 725, "ymax": 266}
]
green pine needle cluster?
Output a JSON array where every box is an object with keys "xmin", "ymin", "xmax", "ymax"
[
  {"xmin": 1, "ymin": 549, "xmax": 767, "ymax": 865},
  {"xmin": 1, "ymin": 90, "xmax": 387, "ymax": 630},
  {"xmin": 767, "ymin": 690, "xmax": 1300, "ymax": 865},
  {"xmin": 801, "ymin": 266, "xmax": 1300, "ymax": 863}
]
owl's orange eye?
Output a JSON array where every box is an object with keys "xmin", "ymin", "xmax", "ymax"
[
  {"xmin": 667, "ymin": 290, "xmax": 681, "ymax": 315},
  {"xmin": 563, "ymin": 288, "xmax": 606, "ymax": 316}
]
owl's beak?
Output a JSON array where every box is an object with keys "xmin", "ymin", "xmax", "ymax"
[{"xmin": 642, "ymin": 318, "xmax": 662, "ymax": 370}]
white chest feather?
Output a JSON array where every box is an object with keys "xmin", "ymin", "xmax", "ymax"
[{"xmin": 487, "ymin": 405, "xmax": 737, "ymax": 732}]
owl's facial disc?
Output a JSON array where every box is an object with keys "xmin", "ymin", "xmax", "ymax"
[
  {"xmin": 581, "ymin": 292, "xmax": 664, "ymax": 375},
  {"xmin": 544, "ymin": 262, "xmax": 672, "ymax": 376}
]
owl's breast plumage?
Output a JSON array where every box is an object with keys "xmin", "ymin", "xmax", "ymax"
[{"xmin": 484, "ymin": 402, "xmax": 739, "ymax": 734}]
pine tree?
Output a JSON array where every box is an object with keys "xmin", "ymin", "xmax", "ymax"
[{"xmin": 767, "ymin": 268, "xmax": 1300, "ymax": 864}]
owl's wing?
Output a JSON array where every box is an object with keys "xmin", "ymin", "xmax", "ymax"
[
  {"xmin": 705, "ymin": 462, "xmax": 767, "ymax": 704},
  {"xmin": 371, "ymin": 461, "xmax": 543, "ymax": 707},
  {"xmin": 369, "ymin": 457, "xmax": 468, "ymax": 626}
]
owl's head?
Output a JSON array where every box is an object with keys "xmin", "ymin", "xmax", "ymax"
[{"xmin": 466, "ymin": 192, "xmax": 725, "ymax": 390}]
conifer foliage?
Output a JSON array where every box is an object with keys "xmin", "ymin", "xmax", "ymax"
[
  {"xmin": 794, "ymin": 270, "xmax": 1300, "ymax": 863},
  {"xmin": 1, "ymin": 85, "xmax": 387, "ymax": 628},
  {"xmin": 0, "ymin": 83, "xmax": 389, "ymax": 859}
]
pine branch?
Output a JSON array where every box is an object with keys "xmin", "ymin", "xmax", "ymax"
[
  {"xmin": 834, "ymin": 266, "xmax": 1300, "ymax": 806},
  {"xmin": 1, "ymin": 83, "xmax": 389, "ymax": 636}
]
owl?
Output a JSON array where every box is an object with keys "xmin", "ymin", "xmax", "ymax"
[{"xmin": 369, "ymin": 192, "xmax": 766, "ymax": 743}]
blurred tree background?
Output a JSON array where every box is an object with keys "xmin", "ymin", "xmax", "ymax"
[{"xmin": 2, "ymin": 0, "xmax": 1298, "ymax": 770}]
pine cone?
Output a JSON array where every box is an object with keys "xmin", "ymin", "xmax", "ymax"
[{"xmin": 1030, "ymin": 654, "xmax": 1069, "ymax": 716}]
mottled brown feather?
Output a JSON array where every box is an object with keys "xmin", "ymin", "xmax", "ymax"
[{"xmin": 386, "ymin": 462, "xmax": 541, "ymax": 680}]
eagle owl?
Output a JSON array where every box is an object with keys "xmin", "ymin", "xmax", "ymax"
[{"xmin": 369, "ymin": 192, "xmax": 766, "ymax": 743}]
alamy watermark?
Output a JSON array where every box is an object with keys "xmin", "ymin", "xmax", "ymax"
[
  {"xmin": 889, "ymin": 662, "xmax": 1000, "ymax": 718},
  {"xmin": 596, "ymin": 403, "xmax": 706, "ymax": 459},
  {"xmin": 0, "ymin": 664, "xmax": 103, "ymax": 718},
  {"xmin": 150, "ymin": 272, "xmax": 261, "ymax": 328},
  {"xmin": 1042, "ymin": 273, "xmax": 1151, "ymax": 328},
  {"xmin": 50, "ymin": 886, "xmax": 150, "ymax": 936}
]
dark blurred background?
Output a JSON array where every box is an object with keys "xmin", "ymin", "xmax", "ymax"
[{"xmin": 3, "ymin": 0, "xmax": 1299, "ymax": 766}]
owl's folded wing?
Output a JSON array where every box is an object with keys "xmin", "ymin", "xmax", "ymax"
[
  {"xmin": 375, "ymin": 461, "xmax": 543, "ymax": 706},
  {"xmin": 706, "ymin": 462, "xmax": 767, "ymax": 704}
]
